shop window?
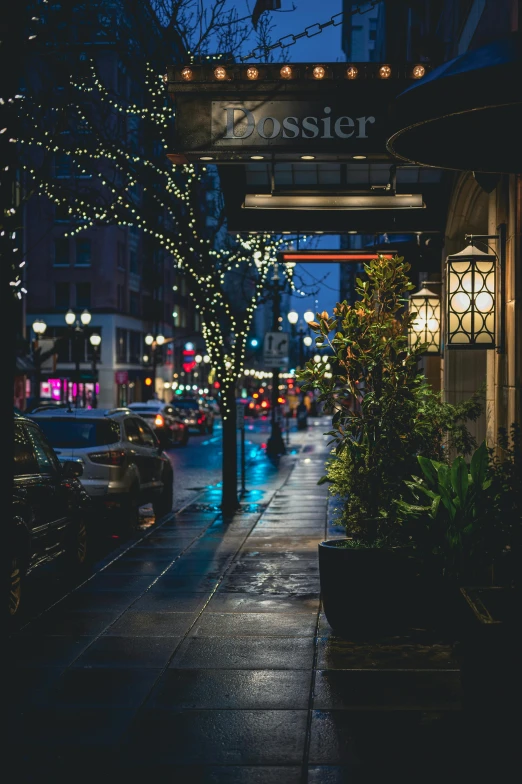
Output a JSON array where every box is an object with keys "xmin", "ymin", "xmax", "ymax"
[
  {"xmin": 116, "ymin": 328, "xmax": 127, "ymax": 362},
  {"xmin": 55, "ymin": 282, "xmax": 70, "ymax": 310},
  {"xmin": 76, "ymin": 282, "xmax": 91, "ymax": 309},
  {"xmin": 54, "ymin": 238, "xmax": 70, "ymax": 266},
  {"xmin": 75, "ymin": 238, "xmax": 91, "ymax": 267},
  {"xmin": 129, "ymin": 330, "xmax": 141, "ymax": 362}
]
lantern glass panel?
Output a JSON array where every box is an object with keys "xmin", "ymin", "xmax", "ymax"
[
  {"xmin": 446, "ymin": 251, "xmax": 496, "ymax": 348},
  {"xmin": 408, "ymin": 289, "xmax": 441, "ymax": 354}
]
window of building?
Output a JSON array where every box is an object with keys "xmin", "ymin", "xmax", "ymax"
[
  {"xmin": 54, "ymin": 153, "xmax": 71, "ymax": 178},
  {"xmin": 76, "ymin": 282, "xmax": 91, "ymax": 310},
  {"xmin": 75, "ymin": 239, "xmax": 91, "ymax": 267},
  {"xmin": 117, "ymin": 242, "xmax": 126, "ymax": 270},
  {"xmin": 55, "ymin": 282, "xmax": 70, "ymax": 310},
  {"xmin": 55, "ymin": 203, "xmax": 70, "ymax": 222},
  {"xmin": 129, "ymin": 291, "xmax": 140, "ymax": 317},
  {"xmin": 116, "ymin": 328, "xmax": 128, "ymax": 362},
  {"xmin": 54, "ymin": 238, "xmax": 70, "ymax": 266},
  {"xmin": 117, "ymin": 63, "xmax": 128, "ymax": 98},
  {"xmin": 117, "ymin": 285, "xmax": 126, "ymax": 312},
  {"xmin": 129, "ymin": 250, "xmax": 138, "ymax": 274},
  {"xmin": 128, "ymin": 330, "xmax": 141, "ymax": 362},
  {"xmin": 369, "ymin": 18, "xmax": 377, "ymax": 41}
]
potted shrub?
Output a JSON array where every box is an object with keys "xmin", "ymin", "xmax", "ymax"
[{"xmin": 298, "ymin": 254, "xmax": 433, "ymax": 633}]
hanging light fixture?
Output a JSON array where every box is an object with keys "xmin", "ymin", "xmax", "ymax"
[
  {"xmin": 446, "ymin": 244, "xmax": 496, "ymax": 348},
  {"xmin": 408, "ymin": 284, "xmax": 441, "ymax": 354}
]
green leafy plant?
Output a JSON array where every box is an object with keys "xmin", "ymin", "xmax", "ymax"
[
  {"xmin": 487, "ymin": 423, "xmax": 522, "ymax": 559},
  {"xmin": 395, "ymin": 441, "xmax": 493, "ymax": 580},
  {"xmin": 298, "ymin": 254, "xmax": 426, "ymax": 544}
]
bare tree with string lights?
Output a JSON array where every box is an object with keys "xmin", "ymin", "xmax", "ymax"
[{"xmin": 16, "ymin": 0, "xmax": 302, "ymax": 513}]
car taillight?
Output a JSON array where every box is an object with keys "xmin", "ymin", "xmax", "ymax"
[
  {"xmin": 89, "ymin": 449, "xmax": 126, "ymax": 466},
  {"xmin": 197, "ymin": 416, "xmax": 205, "ymax": 424},
  {"xmin": 261, "ymin": 401, "xmax": 268, "ymax": 408},
  {"xmin": 154, "ymin": 414, "xmax": 164, "ymax": 427}
]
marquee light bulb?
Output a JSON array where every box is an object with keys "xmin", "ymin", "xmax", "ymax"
[
  {"xmin": 313, "ymin": 66, "xmax": 325, "ymax": 80},
  {"xmin": 246, "ymin": 67, "xmax": 259, "ymax": 80},
  {"xmin": 214, "ymin": 66, "xmax": 227, "ymax": 80},
  {"xmin": 412, "ymin": 64, "xmax": 425, "ymax": 79},
  {"xmin": 181, "ymin": 68, "xmax": 192, "ymax": 81},
  {"xmin": 346, "ymin": 66, "xmax": 358, "ymax": 79},
  {"xmin": 280, "ymin": 65, "xmax": 292, "ymax": 79},
  {"xmin": 379, "ymin": 64, "xmax": 392, "ymax": 79}
]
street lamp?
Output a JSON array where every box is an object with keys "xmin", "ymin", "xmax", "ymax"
[
  {"xmin": 144, "ymin": 332, "xmax": 165, "ymax": 398},
  {"xmin": 89, "ymin": 333, "xmax": 101, "ymax": 408},
  {"xmin": 287, "ymin": 310, "xmax": 299, "ymax": 325},
  {"xmin": 64, "ymin": 309, "xmax": 92, "ymax": 407},
  {"xmin": 446, "ymin": 244, "xmax": 496, "ymax": 348},
  {"xmin": 31, "ymin": 318, "xmax": 47, "ymax": 405},
  {"xmin": 408, "ymin": 285, "xmax": 441, "ymax": 354},
  {"xmin": 303, "ymin": 310, "xmax": 315, "ymax": 324}
]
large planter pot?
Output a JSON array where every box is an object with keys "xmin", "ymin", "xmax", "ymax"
[{"xmin": 318, "ymin": 539, "xmax": 421, "ymax": 634}]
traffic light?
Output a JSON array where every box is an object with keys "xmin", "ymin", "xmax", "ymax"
[{"xmin": 145, "ymin": 377, "xmax": 153, "ymax": 387}]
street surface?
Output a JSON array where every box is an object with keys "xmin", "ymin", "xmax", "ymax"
[{"xmin": 13, "ymin": 414, "xmax": 330, "ymax": 629}]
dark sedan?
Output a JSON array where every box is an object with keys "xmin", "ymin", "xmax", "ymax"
[{"xmin": 8, "ymin": 415, "xmax": 92, "ymax": 625}]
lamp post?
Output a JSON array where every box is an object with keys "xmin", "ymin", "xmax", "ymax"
[
  {"xmin": 31, "ymin": 318, "xmax": 47, "ymax": 406},
  {"xmin": 288, "ymin": 310, "xmax": 315, "ymax": 369},
  {"xmin": 65, "ymin": 308, "xmax": 92, "ymax": 407},
  {"xmin": 145, "ymin": 331, "xmax": 165, "ymax": 399},
  {"xmin": 266, "ymin": 264, "xmax": 286, "ymax": 458},
  {"xmin": 89, "ymin": 333, "xmax": 101, "ymax": 408}
]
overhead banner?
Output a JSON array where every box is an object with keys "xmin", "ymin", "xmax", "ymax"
[{"xmin": 166, "ymin": 63, "xmax": 430, "ymax": 163}]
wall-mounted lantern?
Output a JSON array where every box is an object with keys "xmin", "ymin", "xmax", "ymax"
[
  {"xmin": 408, "ymin": 284, "xmax": 441, "ymax": 354},
  {"xmin": 446, "ymin": 244, "xmax": 496, "ymax": 349}
]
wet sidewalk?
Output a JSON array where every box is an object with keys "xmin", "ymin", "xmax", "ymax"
[{"xmin": 7, "ymin": 422, "xmax": 504, "ymax": 782}]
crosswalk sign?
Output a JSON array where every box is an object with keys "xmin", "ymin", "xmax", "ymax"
[{"xmin": 263, "ymin": 331, "xmax": 289, "ymax": 368}]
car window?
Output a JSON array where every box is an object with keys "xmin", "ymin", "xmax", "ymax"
[
  {"xmin": 31, "ymin": 418, "xmax": 120, "ymax": 448},
  {"xmin": 26, "ymin": 422, "xmax": 61, "ymax": 474},
  {"xmin": 172, "ymin": 399, "xmax": 199, "ymax": 409},
  {"xmin": 14, "ymin": 421, "xmax": 39, "ymax": 476},
  {"xmin": 137, "ymin": 419, "xmax": 158, "ymax": 447},
  {"xmin": 124, "ymin": 418, "xmax": 142, "ymax": 443}
]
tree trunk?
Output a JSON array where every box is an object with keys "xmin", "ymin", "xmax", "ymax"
[{"xmin": 221, "ymin": 382, "xmax": 239, "ymax": 516}]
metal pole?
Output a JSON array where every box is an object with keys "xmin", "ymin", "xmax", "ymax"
[
  {"xmin": 241, "ymin": 426, "xmax": 246, "ymax": 495},
  {"xmin": 74, "ymin": 325, "xmax": 81, "ymax": 408},
  {"xmin": 267, "ymin": 265, "xmax": 286, "ymax": 458},
  {"xmin": 91, "ymin": 351, "xmax": 98, "ymax": 408}
]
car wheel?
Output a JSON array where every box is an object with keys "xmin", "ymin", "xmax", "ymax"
[
  {"xmin": 153, "ymin": 472, "xmax": 173, "ymax": 519},
  {"xmin": 7, "ymin": 552, "xmax": 24, "ymax": 623},
  {"xmin": 181, "ymin": 431, "xmax": 189, "ymax": 446},
  {"xmin": 120, "ymin": 485, "xmax": 140, "ymax": 534},
  {"xmin": 63, "ymin": 516, "xmax": 91, "ymax": 575}
]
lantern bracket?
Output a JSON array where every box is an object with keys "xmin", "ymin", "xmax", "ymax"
[{"xmin": 464, "ymin": 224, "xmax": 506, "ymax": 354}]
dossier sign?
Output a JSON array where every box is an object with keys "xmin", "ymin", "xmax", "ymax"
[{"xmin": 210, "ymin": 101, "xmax": 378, "ymax": 148}]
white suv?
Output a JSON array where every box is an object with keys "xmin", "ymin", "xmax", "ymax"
[{"xmin": 28, "ymin": 408, "xmax": 174, "ymax": 530}]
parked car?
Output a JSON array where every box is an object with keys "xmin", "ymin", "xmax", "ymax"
[
  {"xmin": 127, "ymin": 401, "xmax": 189, "ymax": 448},
  {"xmin": 9, "ymin": 415, "xmax": 92, "ymax": 624},
  {"xmin": 24, "ymin": 399, "xmax": 70, "ymax": 414},
  {"xmin": 171, "ymin": 397, "xmax": 214, "ymax": 434},
  {"xmin": 28, "ymin": 407, "xmax": 174, "ymax": 531}
]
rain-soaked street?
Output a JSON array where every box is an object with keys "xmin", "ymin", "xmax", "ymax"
[{"xmin": 6, "ymin": 415, "xmax": 513, "ymax": 781}]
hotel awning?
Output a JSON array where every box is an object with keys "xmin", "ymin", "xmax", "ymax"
[{"xmin": 386, "ymin": 34, "xmax": 522, "ymax": 173}]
